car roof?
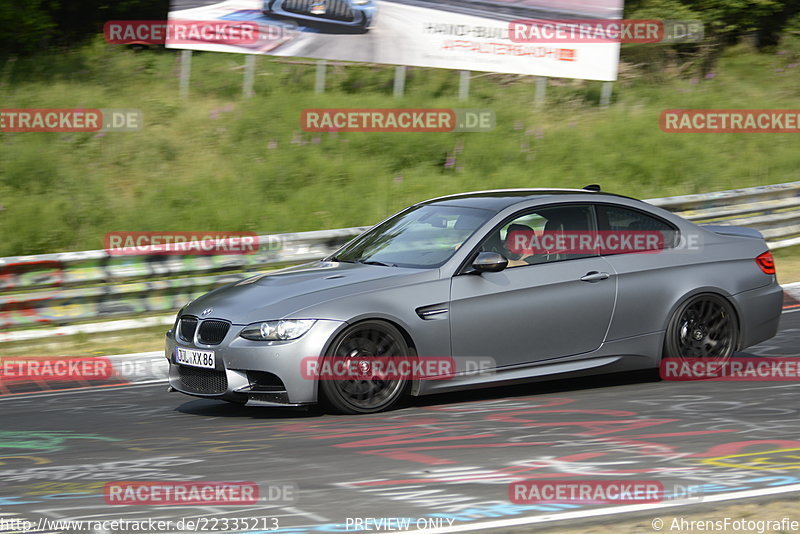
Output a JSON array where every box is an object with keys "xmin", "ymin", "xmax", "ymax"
[{"xmin": 419, "ymin": 188, "xmax": 638, "ymax": 212}]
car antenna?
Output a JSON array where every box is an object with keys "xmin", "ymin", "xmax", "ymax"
[{"xmin": 583, "ymin": 184, "xmax": 601, "ymax": 192}]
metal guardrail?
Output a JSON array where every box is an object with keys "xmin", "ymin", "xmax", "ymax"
[
  {"xmin": 1, "ymin": 181, "xmax": 799, "ymax": 335},
  {"xmin": 0, "ymin": 228, "xmax": 368, "ymax": 332},
  {"xmin": 647, "ymin": 181, "xmax": 800, "ymax": 247}
]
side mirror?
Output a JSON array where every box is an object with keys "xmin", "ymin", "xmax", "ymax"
[{"xmin": 471, "ymin": 251, "xmax": 508, "ymax": 273}]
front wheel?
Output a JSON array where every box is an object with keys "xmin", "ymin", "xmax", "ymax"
[
  {"xmin": 663, "ymin": 293, "xmax": 739, "ymax": 361},
  {"xmin": 319, "ymin": 321, "xmax": 411, "ymax": 414}
]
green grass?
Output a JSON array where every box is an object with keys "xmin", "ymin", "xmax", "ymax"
[{"xmin": 1, "ymin": 37, "xmax": 800, "ymax": 256}]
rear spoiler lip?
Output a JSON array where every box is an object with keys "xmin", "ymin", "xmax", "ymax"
[{"xmin": 701, "ymin": 224, "xmax": 765, "ymax": 240}]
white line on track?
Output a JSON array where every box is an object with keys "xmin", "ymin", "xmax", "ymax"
[
  {"xmin": 419, "ymin": 484, "xmax": 800, "ymax": 533},
  {"xmin": 740, "ymin": 383, "xmax": 800, "ymax": 391}
]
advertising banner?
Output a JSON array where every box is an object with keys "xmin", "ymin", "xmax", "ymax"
[{"xmin": 166, "ymin": 0, "xmax": 624, "ymax": 81}]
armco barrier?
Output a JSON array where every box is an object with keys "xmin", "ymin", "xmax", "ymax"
[
  {"xmin": 0, "ymin": 228, "xmax": 367, "ymax": 331},
  {"xmin": 1, "ymin": 182, "xmax": 798, "ymax": 338},
  {"xmin": 648, "ymin": 181, "xmax": 800, "ymax": 249}
]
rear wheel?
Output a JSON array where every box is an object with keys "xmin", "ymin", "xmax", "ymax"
[
  {"xmin": 319, "ymin": 321, "xmax": 411, "ymax": 414},
  {"xmin": 663, "ymin": 293, "xmax": 739, "ymax": 361}
]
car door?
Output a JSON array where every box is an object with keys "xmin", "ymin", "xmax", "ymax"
[
  {"xmin": 594, "ymin": 203, "xmax": 682, "ymax": 341},
  {"xmin": 449, "ymin": 204, "xmax": 616, "ymax": 369}
]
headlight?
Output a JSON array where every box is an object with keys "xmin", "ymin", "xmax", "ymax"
[
  {"xmin": 352, "ymin": 0, "xmax": 370, "ymax": 5},
  {"xmin": 240, "ymin": 320, "xmax": 317, "ymax": 341},
  {"xmin": 171, "ymin": 306, "xmax": 187, "ymax": 333}
]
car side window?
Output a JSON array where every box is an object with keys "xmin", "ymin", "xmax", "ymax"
[
  {"xmin": 596, "ymin": 205, "xmax": 679, "ymax": 254},
  {"xmin": 480, "ymin": 205, "xmax": 597, "ymax": 268}
]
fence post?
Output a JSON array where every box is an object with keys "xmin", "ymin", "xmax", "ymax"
[
  {"xmin": 179, "ymin": 50, "xmax": 193, "ymax": 100},
  {"xmin": 393, "ymin": 66, "xmax": 406, "ymax": 98},
  {"xmin": 535, "ymin": 76, "xmax": 547, "ymax": 108},
  {"xmin": 315, "ymin": 60, "xmax": 327, "ymax": 94},
  {"xmin": 243, "ymin": 55, "xmax": 256, "ymax": 98},
  {"xmin": 600, "ymin": 81, "xmax": 613, "ymax": 108},
  {"xmin": 459, "ymin": 70, "xmax": 471, "ymax": 101}
]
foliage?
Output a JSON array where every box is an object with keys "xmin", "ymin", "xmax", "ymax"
[{"xmin": 0, "ymin": 39, "xmax": 798, "ymax": 256}]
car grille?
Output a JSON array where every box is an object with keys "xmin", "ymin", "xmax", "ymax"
[
  {"xmin": 179, "ymin": 317, "xmax": 198, "ymax": 343},
  {"xmin": 178, "ymin": 366, "xmax": 228, "ymax": 394},
  {"xmin": 282, "ymin": 0, "xmax": 356, "ymax": 22},
  {"xmin": 198, "ymin": 320, "xmax": 230, "ymax": 345}
]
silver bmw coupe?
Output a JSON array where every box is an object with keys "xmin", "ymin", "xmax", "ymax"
[{"xmin": 166, "ymin": 188, "xmax": 783, "ymax": 413}]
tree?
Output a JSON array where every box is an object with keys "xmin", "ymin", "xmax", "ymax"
[
  {"xmin": 0, "ymin": 0, "xmax": 169, "ymax": 55},
  {"xmin": 625, "ymin": 0, "xmax": 788, "ymax": 75},
  {"xmin": 0, "ymin": 0, "xmax": 57, "ymax": 55}
]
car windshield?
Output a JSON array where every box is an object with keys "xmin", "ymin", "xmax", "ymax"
[{"xmin": 331, "ymin": 204, "xmax": 494, "ymax": 269}]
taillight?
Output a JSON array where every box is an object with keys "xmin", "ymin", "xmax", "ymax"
[{"xmin": 756, "ymin": 251, "xmax": 776, "ymax": 275}]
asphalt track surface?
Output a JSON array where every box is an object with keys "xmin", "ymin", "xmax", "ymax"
[{"xmin": 1, "ymin": 309, "xmax": 800, "ymax": 533}]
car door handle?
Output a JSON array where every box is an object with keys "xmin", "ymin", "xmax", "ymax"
[{"xmin": 580, "ymin": 271, "xmax": 610, "ymax": 282}]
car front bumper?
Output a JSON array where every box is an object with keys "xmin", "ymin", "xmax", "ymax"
[{"xmin": 165, "ymin": 319, "xmax": 345, "ymax": 407}]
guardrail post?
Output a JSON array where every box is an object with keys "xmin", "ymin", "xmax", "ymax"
[
  {"xmin": 243, "ymin": 55, "xmax": 256, "ymax": 98},
  {"xmin": 315, "ymin": 60, "xmax": 327, "ymax": 94},
  {"xmin": 394, "ymin": 66, "xmax": 406, "ymax": 98},
  {"xmin": 179, "ymin": 50, "xmax": 192, "ymax": 100}
]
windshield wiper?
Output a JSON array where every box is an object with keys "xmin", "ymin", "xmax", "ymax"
[{"xmin": 357, "ymin": 260, "xmax": 396, "ymax": 267}]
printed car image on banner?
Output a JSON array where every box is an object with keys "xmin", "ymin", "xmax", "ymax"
[{"xmin": 167, "ymin": 0, "xmax": 624, "ymax": 81}]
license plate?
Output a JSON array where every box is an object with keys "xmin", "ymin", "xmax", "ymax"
[{"xmin": 175, "ymin": 347, "xmax": 216, "ymax": 369}]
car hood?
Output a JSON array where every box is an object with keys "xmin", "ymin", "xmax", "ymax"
[{"xmin": 183, "ymin": 261, "xmax": 437, "ymax": 324}]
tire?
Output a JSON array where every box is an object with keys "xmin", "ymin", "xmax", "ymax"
[
  {"xmin": 319, "ymin": 321, "xmax": 411, "ymax": 414},
  {"xmin": 663, "ymin": 293, "xmax": 739, "ymax": 361}
]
